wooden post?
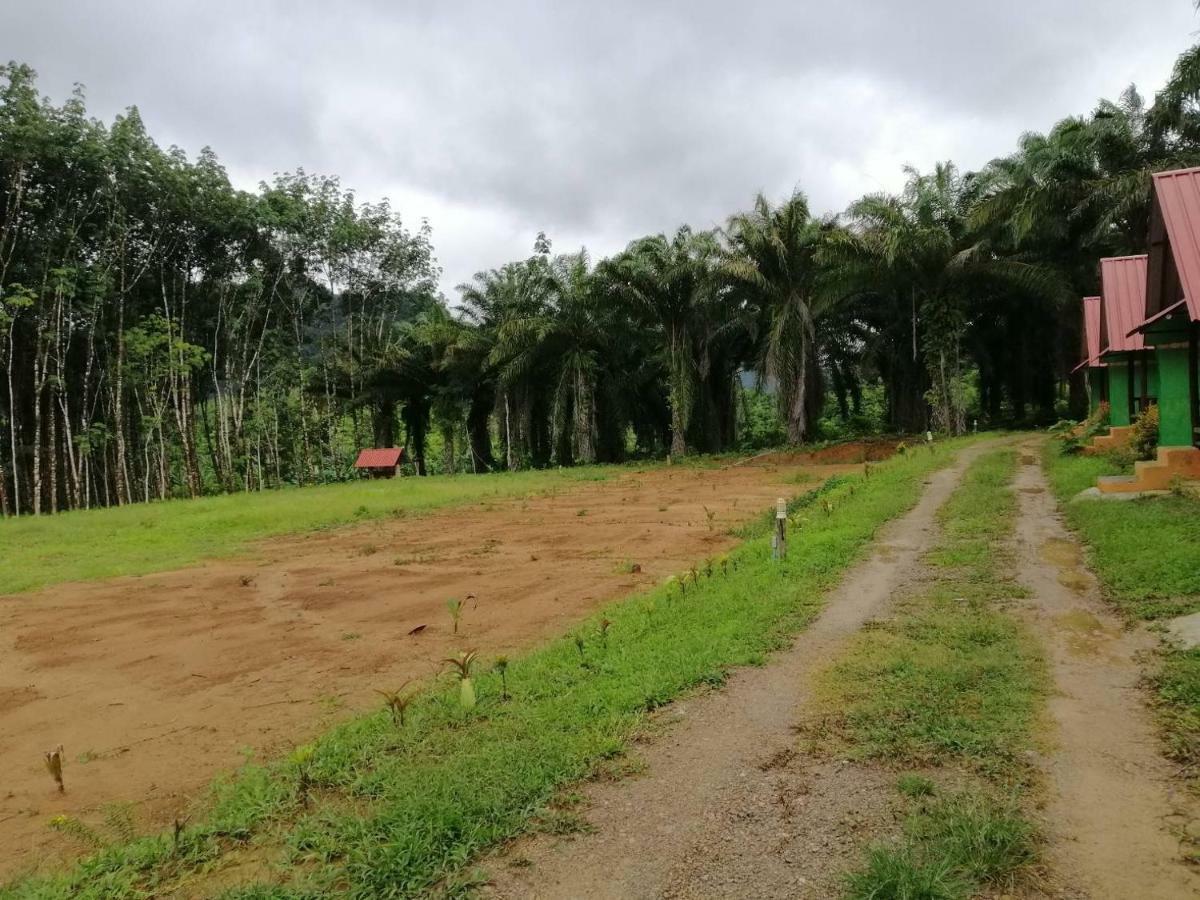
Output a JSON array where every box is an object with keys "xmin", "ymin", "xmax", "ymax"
[{"xmin": 772, "ymin": 497, "xmax": 787, "ymax": 561}]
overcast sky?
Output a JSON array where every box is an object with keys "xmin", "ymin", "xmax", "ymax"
[{"xmin": 3, "ymin": 1, "xmax": 1198, "ymax": 298}]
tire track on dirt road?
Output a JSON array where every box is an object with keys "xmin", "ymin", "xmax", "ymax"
[
  {"xmin": 482, "ymin": 440, "xmax": 1003, "ymax": 899},
  {"xmin": 1013, "ymin": 441, "xmax": 1199, "ymax": 899}
]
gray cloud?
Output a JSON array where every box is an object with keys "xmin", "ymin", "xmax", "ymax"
[{"xmin": 3, "ymin": 0, "xmax": 1196, "ymax": 296}]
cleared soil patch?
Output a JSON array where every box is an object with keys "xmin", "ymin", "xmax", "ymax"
[{"xmin": 0, "ymin": 454, "xmax": 865, "ymax": 880}]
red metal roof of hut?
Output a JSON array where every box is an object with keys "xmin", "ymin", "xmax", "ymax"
[
  {"xmin": 354, "ymin": 448, "xmax": 404, "ymax": 468},
  {"xmin": 1098, "ymin": 255, "xmax": 1148, "ymax": 355},
  {"xmin": 1149, "ymin": 166, "xmax": 1200, "ymax": 322},
  {"xmin": 1072, "ymin": 296, "xmax": 1105, "ymax": 373}
]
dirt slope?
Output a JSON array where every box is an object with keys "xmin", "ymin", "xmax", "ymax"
[
  {"xmin": 0, "ymin": 455, "xmax": 865, "ymax": 880},
  {"xmin": 1012, "ymin": 443, "xmax": 1200, "ymax": 899},
  {"xmin": 483, "ymin": 442, "xmax": 995, "ymax": 899}
]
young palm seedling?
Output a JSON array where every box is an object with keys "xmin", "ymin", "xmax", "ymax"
[
  {"xmin": 574, "ymin": 634, "xmax": 587, "ymax": 666},
  {"xmin": 445, "ymin": 650, "xmax": 479, "ymax": 709},
  {"xmin": 598, "ymin": 618, "xmax": 612, "ymax": 650},
  {"xmin": 286, "ymin": 744, "xmax": 318, "ymax": 808},
  {"xmin": 44, "ymin": 745, "xmax": 65, "ymax": 793},
  {"xmin": 447, "ymin": 597, "xmax": 464, "ymax": 634},
  {"xmin": 376, "ymin": 682, "xmax": 416, "ymax": 727},
  {"xmin": 703, "ymin": 505, "xmax": 716, "ymax": 531},
  {"xmin": 494, "ymin": 656, "xmax": 511, "ymax": 700}
]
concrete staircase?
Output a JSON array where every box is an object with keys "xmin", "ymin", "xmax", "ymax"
[
  {"xmin": 1085, "ymin": 425, "xmax": 1134, "ymax": 455},
  {"xmin": 1096, "ymin": 445, "xmax": 1200, "ymax": 494}
]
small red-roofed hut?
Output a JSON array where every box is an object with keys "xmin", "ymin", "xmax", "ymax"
[{"xmin": 354, "ymin": 447, "xmax": 405, "ymax": 478}]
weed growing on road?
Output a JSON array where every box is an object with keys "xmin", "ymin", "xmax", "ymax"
[
  {"xmin": 813, "ymin": 451, "xmax": 1044, "ymax": 778},
  {"xmin": 819, "ymin": 450, "xmax": 1046, "ymax": 898}
]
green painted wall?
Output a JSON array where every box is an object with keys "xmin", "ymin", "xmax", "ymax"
[
  {"xmin": 1108, "ymin": 363, "xmax": 1131, "ymax": 426},
  {"xmin": 1156, "ymin": 346, "xmax": 1193, "ymax": 446},
  {"xmin": 1087, "ymin": 370, "xmax": 1104, "ymax": 414}
]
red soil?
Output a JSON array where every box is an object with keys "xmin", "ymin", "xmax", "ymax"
[{"xmin": 0, "ymin": 451, "xmax": 878, "ymax": 879}]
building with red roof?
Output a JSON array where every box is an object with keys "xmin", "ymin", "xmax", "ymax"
[
  {"xmin": 1096, "ymin": 255, "xmax": 1157, "ymax": 428},
  {"xmin": 1091, "ymin": 166, "xmax": 1200, "ymax": 493},
  {"xmin": 1136, "ymin": 166, "xmax": 1200, "ymax": 449},
  {"xmin": 1073, "ymin": 295, "xmax": 1107, "ymax": 414},
  {"xmin": 354, "ymin": 447, "xmax": 405, "ymax": 478}
]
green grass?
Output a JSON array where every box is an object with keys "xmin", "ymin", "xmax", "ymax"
[
  {"xmin": 1042, "ymin": 443, "xmax": 1200, "ymax": 791},
  {"xmin": 813, "ymin": 449, "xmax": 1046, "ymax": 899},
  {"xmin": 812, "ymin": 450, "xmax": 1045, "ymax": 779},
  {"xmin": 845, "ymin": 792, "xmax": 1036, "ymax": 900},
  {"xmin": 0, "ymin": 466, "xmax": 613, "ymax": 595},
  {"xmin": 1, "ymin": 443, "xmax": 972, "ymax": 899},
  {"xmin": 1042, "ymin": 450, "xmax": 1200, "ymax": 620}
]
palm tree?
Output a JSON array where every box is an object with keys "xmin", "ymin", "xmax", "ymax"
[
  {"xmin": 458, "ymin": 247, "xmax": 556, "ymax": 470},
  {"xmin": 831, "ymin": 164, "xmax": 1063, "ymax": 433},
  {"xmin": 599, "ymin": 227, "xmax": 719, "ymax": 457},
  {"xmin": 489, "ymin": 250, "xmax": 610, "ymax": 464},
  {"xmin": 722, "ymin": 191, "xmax": 832, "ymax": 444}
]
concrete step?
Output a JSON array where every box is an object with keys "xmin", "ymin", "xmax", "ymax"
[
  {"xmin": 1086, "ymin": 425, "xmax": 1134, "ymax": 454},
  {"xmin": 1097, "ymin": 446, "xmax": 1200, "ymax": 494}
]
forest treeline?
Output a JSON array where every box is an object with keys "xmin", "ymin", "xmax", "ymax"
[{"xmin": 3, "ymin": 44, "xmax": 1200, "ymax": 514}]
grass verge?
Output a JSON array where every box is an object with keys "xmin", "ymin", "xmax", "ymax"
[
  {"xmin": 1043, "ymin": 444, "xmax": 1200, "ymax": 789},
  {"xmin": 2, "ymin": 442, "xmax": 972, "ymax": 899},
  {"xmin": 1041, "ymin": 451, "xmax": 1200, "ymax": 620},
  {"xmin": 810, "ymin": 449, "xmax": 1048, "ymax": 899},
  {"xmin": 0, "ymin": 466, "xmax": 615, "ymax": 595}
]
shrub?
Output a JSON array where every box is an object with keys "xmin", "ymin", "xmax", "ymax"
[
  {"xmin": 1129, "ymin": 404, "xmax": 1159, "ymax": 461},
  {"xmin": 1058, "ymin": 401, "xmax": 1109, "ymax": 455}
]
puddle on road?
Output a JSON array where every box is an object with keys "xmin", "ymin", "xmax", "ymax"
[
  {"xmin": 1054, "ymin": 608, "xmax": 1119, "ymax": 656},
  {"xmin": 1020, "ymin": 454, "xmax": 1037, "ymax": 466},
  {"xmin": 1019, "ymin": 486, "xmax": 1045, "ymax": 494},
  {"xmin": 1040, "ymin": 538, "xmax": 1090, "ymax": 594}
]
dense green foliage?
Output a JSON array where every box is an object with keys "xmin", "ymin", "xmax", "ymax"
[
  {"xmin": 4, "ymin": 39, "xmax": 1200, "ymax": 515},
  {"xmin": 0, "ymin": 439, "xmax": 968, "ymax": 899}
]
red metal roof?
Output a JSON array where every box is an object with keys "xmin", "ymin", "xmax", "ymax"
[
  {"xmin": 1098, "ymin": 255, "xmax": 1147, "ymax": 355},
  {"xmin": 1129, "ymin": 298, "xmax": 1189, "ymax": 337},
  {"xmin": 354, "ymin": 448, "xmax": 404, "ymax": 468},
  {"xmin": 1151, "ymin": 166, "xmax": 1200, "ymax": 322},
  {"xmin": 1073, "ymin": 296, "xmax": 1105, "ymax": 372}
]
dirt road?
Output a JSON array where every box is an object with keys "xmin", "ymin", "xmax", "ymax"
[
  {"xmin": 1011, "ymin": 443, "xmax": 1200, "ymax": 899},
  {"xmin": 0, "ymin": 452, "xmax": 873, "ymax": 879},
  {"xmin": 483, "ymin": 442, "xmax": 996, "ymax": 899},
  {"xmin": 482, "ymin": 440, "xmax": 1200, "ymax": 899}
]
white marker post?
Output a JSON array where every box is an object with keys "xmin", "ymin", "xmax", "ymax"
[{"xmin": 772, "ymin": 497, "xmax": 787, "ymax": 561}]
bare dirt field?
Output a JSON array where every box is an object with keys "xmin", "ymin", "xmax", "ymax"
[{"xmin": 0, "ymin": 449, "xmax": 882, "ymax": 879}]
